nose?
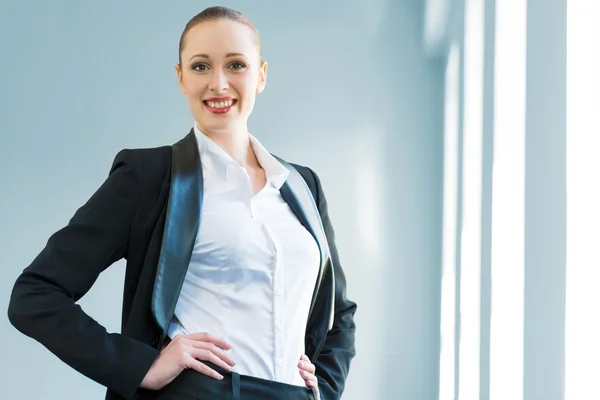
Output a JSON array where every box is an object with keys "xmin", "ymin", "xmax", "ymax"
[{"xmin": 208, "ymin": 69, "xmax": 229, "ymax": 93}]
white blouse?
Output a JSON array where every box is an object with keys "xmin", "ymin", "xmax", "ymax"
[{"xmin": 167, "ymin": 125, "xmax": 321, "ymax": 386}]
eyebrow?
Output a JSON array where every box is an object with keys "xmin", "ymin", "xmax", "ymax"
[{"xmin": 189, "ymin": 52, "xmax": 247, "ymax": 61}]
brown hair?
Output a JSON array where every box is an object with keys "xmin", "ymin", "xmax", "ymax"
[{"xmin": 178, "ymin": 6, "xmax": 262, "ymax": 66}]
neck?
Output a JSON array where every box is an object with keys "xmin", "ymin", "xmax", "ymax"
[{"xmin": 196, "ymin": 124, "xmax": 260, "ymax": 169}]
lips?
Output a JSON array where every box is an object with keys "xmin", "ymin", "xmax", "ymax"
[
  {"xmin": 203, "ymin": 99, "xmax": 237, "ymax": 114},
  {"xmin": 204, "ymin": 98, "xmax": 235, "ymax": 108}
]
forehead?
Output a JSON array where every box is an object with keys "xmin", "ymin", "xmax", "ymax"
[{"xmin": 182, "ymin": 19, "xmax": 259, "ymax": 59}]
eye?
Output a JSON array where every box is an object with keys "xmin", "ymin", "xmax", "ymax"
[
  {"xmin": 192, "ymin": 63, "xmax": 209, "ymax": 72},
  {"xmin": 229, "ymin": 62, "xmax": 246, "ymax": 70}
]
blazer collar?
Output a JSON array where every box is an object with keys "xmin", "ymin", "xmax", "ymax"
[{"xmin": 151, "ymin": 129, "xmax": 333, "ymax": 344}]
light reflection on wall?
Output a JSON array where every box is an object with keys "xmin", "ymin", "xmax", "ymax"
[
  {"xmin": 458, "ymin": 0, "xmax": 484, "ymax": 398},
  {"xmin": 354, "ymin": 126, "xmax": 384, "ymax": 264}
]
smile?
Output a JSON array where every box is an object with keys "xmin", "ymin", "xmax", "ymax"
[{"xmin": 203, "ymin": 99, "xmax": 237, "ymax": 114}]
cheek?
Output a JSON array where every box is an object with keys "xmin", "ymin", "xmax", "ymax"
[
  {"xmin": 184, "ymin": 82, "xmax": 205, "ymax": 98},
  {"xmin": 181, "ymin": 73, "xmax": 205, "ymax": 97},
  {"xmin": 236, "ymin": 76, "xmax": 260, "ymax": 102}
]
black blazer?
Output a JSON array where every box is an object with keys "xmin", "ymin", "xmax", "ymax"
[{"xmin": 7, "ymin": 130, "xmax": 357, "ymax": 400}]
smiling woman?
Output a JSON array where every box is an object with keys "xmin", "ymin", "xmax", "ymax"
[{"xmin": 7, "ymin": 5, "xmax": 356, "ymax": 400}]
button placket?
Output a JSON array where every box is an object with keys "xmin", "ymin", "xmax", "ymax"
[
  {"xmin": 272, "ymin": 232, "xmax": 285, "ymax": 379},
  {"xmin": 258, "ymin": 210, "xmax": 286, "ymax": 379}
]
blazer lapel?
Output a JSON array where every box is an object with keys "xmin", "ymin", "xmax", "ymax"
[
  {"xmin": 274, "ymin": 156, "xmax": 335, "ymax": 331},
  {"xmin": 152, "ymin": 129, "xmax": 203, "ymax": 341}
]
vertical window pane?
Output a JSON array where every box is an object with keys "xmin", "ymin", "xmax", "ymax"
[
  {"xmin": 489, "ymin": 1, "xmax": 526, "ymax": 399},
  {"xmin": 565, "ymin": 1, "xmax": 600, "ymax": 399},
  {"xmin": 439, "ymin": 41, "xmax": 460, "ymax": 400}
]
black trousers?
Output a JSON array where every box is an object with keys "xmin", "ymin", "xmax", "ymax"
[{"xmin": 134, "ymin": 361, "xmax": 316, "ymax": 400}]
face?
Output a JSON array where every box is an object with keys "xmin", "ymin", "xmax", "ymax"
[{"xmin": 175, "ymin": 19, "xmax": 267, "ymax": 135}]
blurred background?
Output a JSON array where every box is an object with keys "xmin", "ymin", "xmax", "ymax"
[{"xmin": 0, "ymin": 0, "xmax": 593, "ymax": 399}]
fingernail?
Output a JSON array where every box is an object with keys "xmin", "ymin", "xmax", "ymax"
[{"xmin": 218, "ymin": 374, "xmax": 224, "ymax": 380}]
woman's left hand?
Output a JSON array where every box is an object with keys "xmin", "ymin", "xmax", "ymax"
[{"xmin": 298, "ymin": 354, "xmax": 320, "ymax": 400}]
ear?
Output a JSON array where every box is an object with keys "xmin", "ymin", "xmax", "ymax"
[
  {"xmin": 175, "ymin": 64, "xmax": 186, "ymax": 95},
  {"xmin": 256, "ymin": 61, "xmax": 268, "ymax": 94}
]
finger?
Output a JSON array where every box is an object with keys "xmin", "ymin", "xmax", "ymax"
[
  {"xmin": 186, "ymin": 333, "xmax": 232, "ymax": 350},
  {"xmin": 299, "ymin": 354, "xmax": 316, "ymax": 371},
  {"xmin": 298, "ymin": 360, "xmax": 316, "ymax": 374},
  {"xmin": 305, "ymin": 374, "xmax": 319, "ymax": 388},
  {"xmin": 299, "ymin": 368, "xmax": 309, "ymax": 380},
  {"xmin": 299, "ymin": 369, "xmax": 317, "ymax": 384},
  {"xmin": 191, "ymin": 348, "xmax": 235, "ymax": 372},
  {"xmin": 188, "ymin": 358, "xmax": 224, "ymax": 380},
  {"xmin": 192, "ymin": 341, "xmax": 236, "ymax": 366}
]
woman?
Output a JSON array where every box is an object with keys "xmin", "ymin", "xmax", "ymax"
[{"xmin": 7, "ymin": 6, "xmax": 356, "ymax": 400}]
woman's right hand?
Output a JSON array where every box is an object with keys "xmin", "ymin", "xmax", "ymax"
[{"xmin": 139, "ymin": 332, "xmax": 236, "ymax": 391}]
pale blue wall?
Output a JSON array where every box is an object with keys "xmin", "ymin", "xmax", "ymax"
[{"xmin": 523, "ymin": 1, "xmax": 567, "ymax": 399}]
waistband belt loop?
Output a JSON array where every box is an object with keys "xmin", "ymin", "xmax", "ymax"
[{"xmin": 231, "ymin": 371, "xmax": 241, "ymax": 400}]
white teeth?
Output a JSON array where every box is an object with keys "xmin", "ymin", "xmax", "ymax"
[{"xmin": 207, "ymin": 100, "xmax": 234, "ymax": 108}]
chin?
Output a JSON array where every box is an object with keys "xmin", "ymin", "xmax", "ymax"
[{"xmin": 196, "ymin": 121, "xmax": 233, "ymax": 133}]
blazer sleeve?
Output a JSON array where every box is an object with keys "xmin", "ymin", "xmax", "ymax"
[
  {"xmin": 7, "ymin": 149, "xmax": 160, "ymax": 399},
  {"xmin": 307, "ymin": 167, "xmax": 358, "ymax": 400}
]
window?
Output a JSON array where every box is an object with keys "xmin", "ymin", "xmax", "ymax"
[
  {"xmin": 458, "ymin": 0, "xmax": 484, "ymax": 398},
  {"xmin": 439, "ymin": 41, "xmax": 460, "ymax": 400},
  {"xmin": 565, "ymin": 2, "xmax": 600, "ymax": 399},
  {"xmin": 489, "ymin": 1, "xmax": 526, "ymax": 399}
]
